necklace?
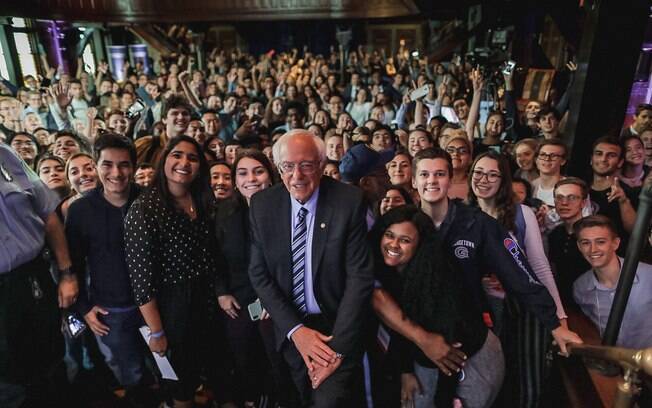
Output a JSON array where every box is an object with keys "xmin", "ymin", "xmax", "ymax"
[{"xmin": 175, "ymin": 196, "xmax": 195, "ymax": 216}]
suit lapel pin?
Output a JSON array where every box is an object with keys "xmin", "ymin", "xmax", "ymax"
[{"xmin": 320, "ymin": 222, "xmax": 326, "ymax": 229}]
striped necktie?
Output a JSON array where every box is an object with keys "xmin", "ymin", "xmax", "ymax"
[{"xmin": 291, "ymin": 207, "xmax": 308, "ymax": 316}]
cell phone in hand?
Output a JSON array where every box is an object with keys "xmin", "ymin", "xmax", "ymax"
[
  {"xmin": 409, "ymin": 84, "xmax": 430, "ymax": 101},
  {"xmin": 502, "ymin": 60, "xmax": 516, "ymax": 76},
  {"xmin": 248, "ymin": 299, "xmax": 263, "ymax": 321},
  {"xmin": 126, "ymin": 99, "xmax": 146, "ymax": 119},
  {"xmin": 63, "ymin": 312, "xmax": 87, "ymax": 338}
]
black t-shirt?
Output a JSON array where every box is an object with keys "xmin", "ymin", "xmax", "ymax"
[
  {"xmin": 214, "ymin": 196, "xmax": 258, "ymax": 306},
  {"xmin": 548, "ymin": 225, "xmax": 591, "ymax": 310},
  {"xmin": 590, "ymin": 181, "xmax": 638, "ymax": 256}
]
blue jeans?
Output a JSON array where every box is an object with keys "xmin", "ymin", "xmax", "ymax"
[
  {"xmin": 413, "ymin": 331, "xmax": 504, "ymax": 408},
  {"xmin": 94, "ymin": 306, "xmax": 145, "ymax": 387},
  {"xmin": 456, "ymin": 330, "xmax": 504, "ymax": 408},
  {"xmin": 412, "ymin": 363, "xmax": 439, "ymax": 408}
]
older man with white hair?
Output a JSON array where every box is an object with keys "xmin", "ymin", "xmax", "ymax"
[{"xmin": 248, "ymin": 129, "xmax": 374, "ymax": 407}]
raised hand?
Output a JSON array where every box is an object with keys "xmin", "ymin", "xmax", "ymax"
[
  {"xmin": 566, "ymin": 61, "xmax": 578, "ymax": 72},
  {"xmin": 471, "ymin": 68, "xmax": 484, "ymax": 93},
  {"xmin": 437, "ymin": 81, "xmax": 448, "ymax": 100},
  {"xmin": 86, "ymin": 106, "xmax": 98, "ymax": 120},
  {"xmin": 46, "ymin": 66, "xmax": 57, "ymax": 80},
  {"xmin": 150, "ymin": 86, "xmax": 161, "ymax": 100},
  {"xmin": 227, "ymin": 70, "xmax": 237, "ymax": 84},
  {"xmin": 51, "ymin": 83, "xmax": 72, "ymax": 110},
  {"xmin": 178, "ymin": 70, "xmax": 190, "ymax": 83},
  {"xmin": 98, "ymin": 61, "xmax": 109, "ymax": 75},
  {"xmin": 607, "ymin": 177, "xmax": 628, "ymax": 204}
]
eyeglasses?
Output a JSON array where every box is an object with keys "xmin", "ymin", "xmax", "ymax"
[
  {"xmin": 471, "ymin": 170, "xmax": 502, "ymax": 183},
  {"xmin": 446, "ymin": 146, "xmax": 469, "ymax": 155},
  {"xmin": 537, "ymin": 152, "xmax": 563, "ymax": 161},
  {"xmin": 554, "ymin": 194, "xmax": 582, "ymax": 203},
  {"xmin": 279, "ymin": 161, "xmax": 319, "ymax": 175}
]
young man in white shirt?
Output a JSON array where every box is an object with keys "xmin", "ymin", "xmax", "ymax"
[{"xmin": 573, "ymin": 215, "xmax": 652, "ymax": 349}]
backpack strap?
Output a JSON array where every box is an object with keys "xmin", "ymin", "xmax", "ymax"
[{"xmin": 513, "ymin": 204, "xmax": 527, "ymax": 256}]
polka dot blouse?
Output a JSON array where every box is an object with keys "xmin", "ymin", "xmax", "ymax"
[{"xmin": 124, "ymin": 187, "xmax": 220, "ymax": 306}]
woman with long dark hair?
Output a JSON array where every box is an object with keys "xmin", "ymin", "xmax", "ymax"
[
  {"xmin": 214, "ymin": 149, "xmax": 294, "ymax": 407},
  {"xmin": 370, "ymin": 205, "xmax": 502, "ymax": 408},
  {"xmin": 467, "ymin": 151, "xmax": 567, "ymax": 408},
  {"xmin": 214, "ymin": 149, "xmax": 275, "ymax": 406},
  {"xmin": 124, "ymin": 135, "xmax": 223, "ymax": 408}
]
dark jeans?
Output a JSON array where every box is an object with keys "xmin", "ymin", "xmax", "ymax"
[
  {"xmin": 0, "ymin": 256, "xmax": 64, "ymax": 406},
  {"xmin": 223, "ymin": 309, "xmax": 267, "ymax": 402},
  {"xmin": 95, "ymin": 306, "xmax": 146, "ymax": 387}
]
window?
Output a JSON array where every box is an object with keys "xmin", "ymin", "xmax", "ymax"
[
  {"xmin": 11, "ymin": 18, "xmax": 26, "ymax": 28},
  {"xmin": 13, "ymin": 33, "xmax": 37, "ymax": 77},
  {"xmin": 0, "ymin": 39, "xmax": 9, "ymax": 79},
  {"xmin": 12, "ymin": 18, "xmax": 37, "ymax": 78}
]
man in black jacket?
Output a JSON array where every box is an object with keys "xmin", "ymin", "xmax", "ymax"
[{"xmin": 66, "ymin": 133, "xmax": 146, "ymax": 395}]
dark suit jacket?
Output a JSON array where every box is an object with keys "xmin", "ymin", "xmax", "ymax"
[
  {"xmin": 248, "ymin": 176, "xmax": 374, "ymax": 356},
  {"xmin": 214, "ymin": 195, "xmax": 257, "ymax": 306}
]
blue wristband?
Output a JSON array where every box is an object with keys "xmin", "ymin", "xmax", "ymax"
[{"xmin": 151, "ymin": 329, "xmax": 165, "ymax": 339}]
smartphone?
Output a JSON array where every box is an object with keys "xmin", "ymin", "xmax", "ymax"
[
  {"xmin": 126, "ymin": 99, "xmax": 146, "ymax": 119},
  {"xmin": 502, "ymin": 60, "xmax": 516, "ymax": 76},
  {"xmin": 63, "ymin": 313, "xmax": 87, "ymax": 338},
  {"xmin": 409, "ymin": 84, "xmax": 430, "ymax": 101},
  {"xmin": 248, "ymin": 299, "xmax": 263, "ymax": 321}
]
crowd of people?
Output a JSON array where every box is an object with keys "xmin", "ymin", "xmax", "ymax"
[{"xmin": 1, "ymin": 39, "xmax": 651, "ymax": 408}]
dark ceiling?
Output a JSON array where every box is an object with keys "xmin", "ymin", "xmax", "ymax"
[{"xmin": 0, "ymin": 0, "xmax": 464, "ymax": 23}]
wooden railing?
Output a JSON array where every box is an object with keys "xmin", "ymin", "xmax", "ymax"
[{"xmin": 562, "ymin": 310, "xmax": 652, "ymax": 407}]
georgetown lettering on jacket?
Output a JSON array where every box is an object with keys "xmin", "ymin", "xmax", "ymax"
[{"xmin": 453, "ymin": 239, "xmax": 475, "ymax": 259}]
